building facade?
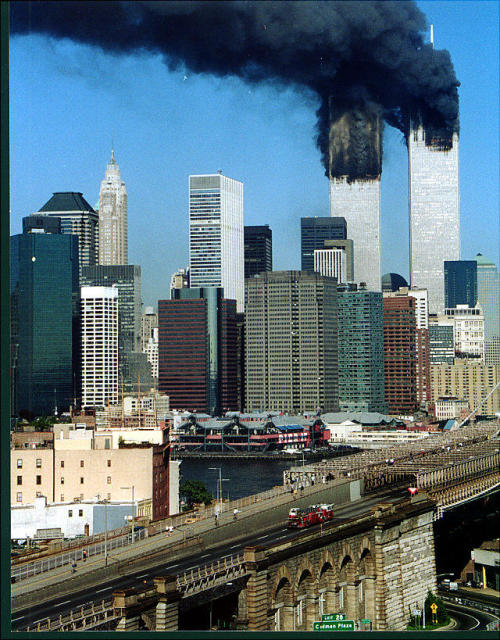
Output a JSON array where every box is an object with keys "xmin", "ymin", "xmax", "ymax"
[
  {"xmin": 81, "ymin": 265, "xmax": 142, "ymax": 388},
  {"xmin": 329, "ymin": 179, "xmax": 381, "ymax": 292},
  {"xmin": 314, "ymin": 248, "xmax": 346, "ymax": 283},
  {"xmin": 10, "ymin": 227, "xmax": 79, "ymax": 417},
  {"xmin": 475, "ymin": 254, "xmax": 500, "ymax": 365},
  {"xmin": 300, "ymin": 217, "xmax": 347, "ymax": 271},
  {"xmin": 383, "ymin": 296, "xmax": 418, "ymax": 415},
  {"xmin": 444, "ymin": 260, "xmax": 478, "ymax": 309},
  {"xmin": 189, "ymin": 173, "xmax": 244, "ymax": 311},
  {"xmin": 429, "ymin": 323, "xmax": 455, "ymax": 365},
  {"xmin": 430, "ymin": 362, "xmax": 500, "ymax": 416},
  {"xmin": 81, "ymin": 286, "xmax": 119, "ymax": 408},
  {"xmin": 98, "ymin": 150, "xmax": 128, "ymax": 265},
  {"xmin": 408, "ymin": 127, "xmax": 460, "ymax": 314},
  {"xmin": 443, "ymin": 304, "xmax": 485, "ymax": 362},
  {"xmin": 35, "ymin": 191, "xmax": 99, "ymax": 277},
  {"xmin": 244, "ymin": 225, "xmax": 272, "ymax": 278},
  {"xmin": 245, "ymin": 271, "xmax": 339, "ymax": 413},
  {"xmin": 337, "ymin": 287, "xmax": 386, "ymax": 413},
  {"xmin": 158, "ymin": 288, "xmax": 238, "ymax": 414}
]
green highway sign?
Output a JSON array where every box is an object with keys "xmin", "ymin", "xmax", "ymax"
[
  {"xmin": 313, "ymin": 620, "xmax": 355, "ymax": 631},
  {"xmin": 360, "ymin": 619, "xmax": 371, "ymax": 624},
  {"xmin": 321, "ymin": 614, "xmax": 346, "ymax": 621}
]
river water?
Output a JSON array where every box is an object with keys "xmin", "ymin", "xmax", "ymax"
[{"xmin": 178, "ymin": 458, "xmax": 298, "ymax": 501}]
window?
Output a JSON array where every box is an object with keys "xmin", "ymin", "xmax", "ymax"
[
  {"xmin": 80, "ymin": 494, "xmax": 84, "ymax": 500},
  {"xmin": 105, "ymin": 439, "xmax": 111, "ymax": 450},
  {"xmin": 36, "ymin": 459, "xmax": 42, "ymax": 468},
  {"xmin": 78, "ymin": 509, "xmax": 83, "ymax": 517},
  {"xmin": 60, "ymin": 495, "xmax": 64, "ymax": 502},
  {"xmin": 36, "ymin": 475, "xmax": 42, "ymax": 485},
  {"xmin": 68, "ymin": 510, "xmax": 73, "ymax": 517},
  {"xmin": 61, "ymin": 477, "xmax": 64, "ymax": 484},
  {"xmin": 107, "ymin": 476, "xmax": 111, "ymax": 484},
  {"xmin": 36, "ymin": 491, "xmax": 42, "ymax": 497},
  {"xmin": 17, "ymin": 476, "xmax": 22, "ymax": 485},
  {"xmin": 80, "ymin": 477, "xmax": 84, "ymax": 484},
  {"xmin": 80, "ymin": 460, "xmax": 84, "ymax": 467},
  {"xmin": 61, "ymin": 460, "xmax": 65, "ymax": 468},
  {"xmin": 107, "ymin": 460, "xmax": 111, "ymax": 467},
  {"xmin": 107, "ymin": 493, "xmax": 111, "ymax": 500},
  {"xmin": 17, "ymin": 459, "xmax": 22, "ymax": 469},
  {"xmin": 17, "ymin": 492, "xmax": 22, "ymax": 503}
]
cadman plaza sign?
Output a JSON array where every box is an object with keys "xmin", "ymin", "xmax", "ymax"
[{"xmin": 313, "ymin": 614, "xmax": 355, "ymax": 631}]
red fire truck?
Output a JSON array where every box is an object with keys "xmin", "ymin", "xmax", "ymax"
[{"xmin": 288, "ymin": 503, "xmax": 335, "ymax": 528}]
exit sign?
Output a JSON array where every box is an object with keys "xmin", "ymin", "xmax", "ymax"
[
  {"xmin": 313, "ymin": 620, "xmax": 355, "ymax": 631},
  {"xmin": 321, "ymin": 614, "xmax": 346, "ymax": 621}
]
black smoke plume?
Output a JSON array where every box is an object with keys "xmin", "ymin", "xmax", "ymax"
[{"xmin": 11, "ymin": 1, "xmax": 459, "ymax": 180}]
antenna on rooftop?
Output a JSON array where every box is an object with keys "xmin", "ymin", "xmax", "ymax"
[{"xmin": 430, "ymin": 24, "xmax": 434, "ymax": 49}]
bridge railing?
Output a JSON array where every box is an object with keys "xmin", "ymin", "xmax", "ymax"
[
  {"xmin": 11, "ymin": 527, "xmax": 147, "ymax": 582},
  {"xmin": 23, "ymin": 598, "xmax": 115, "ymax": 632}
]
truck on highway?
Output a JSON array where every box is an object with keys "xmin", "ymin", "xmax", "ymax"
[{"xmin": 288, "ymin": 503, "xmax": 335, "ymax": 528}]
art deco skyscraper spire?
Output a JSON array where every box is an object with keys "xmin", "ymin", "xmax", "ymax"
[{"xmin": 98, "ymin": 150, "xmax": 128, "ymax": 265}]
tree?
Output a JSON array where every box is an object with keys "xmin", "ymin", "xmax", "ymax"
[
  {"xmin": 180, "ymin": 480, "xmax": 213, "ymax": 509},
  {"xmin": 425, "ymin": 590, "xmax": 449, "ymax": 625}
]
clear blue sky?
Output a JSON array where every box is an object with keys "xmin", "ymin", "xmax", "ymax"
[{"xmin": 10, "ymin": 1, "xmax": 499, "ymax": 307}]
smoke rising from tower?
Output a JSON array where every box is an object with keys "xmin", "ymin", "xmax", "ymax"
[{"xmin": 11, "ymin": 1, "xmax": 459, "ymax": 180}]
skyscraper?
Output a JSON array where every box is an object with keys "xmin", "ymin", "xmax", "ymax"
[
  {"xmin": 444, "ymin": 260, "xmax": 477, "ymax": 309},
  {"xmin": 408, "ymin": 126, "xmax": 460, "ymax": 313},
  {"xmin": 300, "ymin": 217, "xmax": 347, "ymax": 271},
  {"xmin": 383, "ymin": 296, "xmax": 418, "ymax": 415},
  {"xmin": 158, "ymin": 288, "xmax": 238, "ymax": 414},
  {"xmin": 337, "ymin": 286, "xmax": 386, "ymax": 413},
  {"xmin": 244, "ymin": 225, "xmax": 272, "ymax": 278},
  {"xmin": 189, "ymin": 173, "xmax": 244, "ymax": 311},
  {"xmin": 34, "ymin": 192, "xmax": 98, "ymax": 277},
  {"xmin": 98, "ymin": 150, "xmax": 128, "ymax": 265},
  {"xmin": 245, "ymin": 271, "xmax": 338, "ymax": 413},
  {"xmin": 81, "ymin": 286, "xmax": 118, "ymax": 408},
  {"xmin": 475, "ymin": 254, "xmax": 500, "ymax": 365},
  {"xmin": 10, "ymin": 224, "xmax": 79, "ymax": 417},
  {"xmin": 81, "ymin": 265, "xmax": 142, "ymax": 389}
]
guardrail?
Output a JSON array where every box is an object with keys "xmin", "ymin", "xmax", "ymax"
[
  {"xmin": 23, "ymin": 599, "xmax": 117, "ymax": 632},
  {"xmin": 11, "ymin": 528, "xmax": 147, "ymax": 582}
]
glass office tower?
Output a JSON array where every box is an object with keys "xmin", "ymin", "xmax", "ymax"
[
  {"xmin": 244, "ymin": 225, "xmax": 272, "ymax": 278},
  {"xmin": 475, "ymin": 254, "xmax": 500, "ymax": 365},
  {"xmin": 300, "ymin": 217, "xmax": 346, "ymax": 271},
  {"xmin": 11, "ymin": 228, "xmax": 79, "ymax": 416},
  {"xmin": 444, "ymin": 260, "xmax": 477, "ymax": 309},
  {"xmin": 408, "ymin": 127, "xmax": 460, "ymax": 314}
]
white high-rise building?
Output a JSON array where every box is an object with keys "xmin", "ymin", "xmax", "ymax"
[
  {"xmin": 189, "ymin": 173, "xmax": 244, "ymax": 311},
  {"xmin": 98, "ymin": 150, "xmax": 128, "ymax": 265},
  {"xmin": 408, "ymin": 127, "xmax": 460, "ymax": 314},
  {"xmin": 81, "ymin": 286, "xmax": 118, "ymax": 408},
  {"xmin": 314, "ymin": 248, "xmax": 347, "ymax": 283},
  {"xmin": 329, "ymin": 177, "xmax": 381, "ymax": 292}
]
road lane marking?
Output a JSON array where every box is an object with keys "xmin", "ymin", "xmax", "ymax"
[
  {"xmin": 230, "ymin": 544, "xmax": 239, "ymax": 549},
  {"xmin": 257, "ymin": 535, "xmax": 269, "ymax": 540},
  {"xmin": 200, "ymin": 554, "xmax": 210, "ymax": 558},
  {"xmin": 277, "ymin": 535, "xmax": 287, "ymax": 539},
  {"xmin": 12, "ymin": 616, "xmax": 24, "ymax": 621},
  {"xmin": 96, "ymin": 587, "xmax": 111, "ymax": 593},
  {"xmin": 136, "ymin": 574, "xmax": 148, "ymax": 578},
  {"xmin": 56, "ymin": 600, "xmax": 71, "ymax": 607},
  {"xmin": 168, "ymin": 564, "xmax": 179, "ymax": 568}
]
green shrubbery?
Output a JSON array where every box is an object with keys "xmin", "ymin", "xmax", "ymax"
[{"xmin": 408, "ymin": 591, "xmax": 450, "ymax": 630}]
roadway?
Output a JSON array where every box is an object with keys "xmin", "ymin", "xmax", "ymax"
[
  {"xmin": 445, "ymin": 601, "xmax": 499, "ymax": 631},
  {"xmin": 12, "ymin": 485, "xmax": 408, "ymax": 631}
]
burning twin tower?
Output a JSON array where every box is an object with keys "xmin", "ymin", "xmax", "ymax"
[
  {"xmin": 329, "ymin": 105, "xmax": 459, "ymax": 313},
  {"xmin": 12, "ymin": 1, "xmax": 460, "ymax": 312}
]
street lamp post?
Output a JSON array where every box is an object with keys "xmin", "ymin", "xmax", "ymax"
[
  {"xmin": 208, "ymin": 468, "xmax": 229, "ymax": 518},
  {"xmin": 120, "ymin": 485, "xmax": 135, "ymax": 543}
]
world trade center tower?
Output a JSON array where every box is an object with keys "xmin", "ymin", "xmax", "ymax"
[
  {"xmin": 408, "ymin": 125, "xmax": 460, "ymax": 314},
  {"xmin": 329, "ymin": 107, "xmax": 382, "ymax": 292}
]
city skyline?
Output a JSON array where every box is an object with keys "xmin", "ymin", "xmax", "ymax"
[{"xmin": 9, "ymin": 1, "xmax": 499, "ymax": 307}]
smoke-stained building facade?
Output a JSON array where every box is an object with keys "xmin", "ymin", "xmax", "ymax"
[
  {"xmin": 245, "ymin": 271, "xmax": 339, "ymax": 413},
  {"xmin": 408, "ymin": 126, "xmax": 460, "ymax": 314},
  {"xmin": 189, "ymin": 173, "xmax": 244, "ymax": 312},
  {"xmin": 98, "ymin": 150, "xmax": 128, "ymax": 265},
  {"xmin": 328, "ymin": 108, "xmax": 382, "ymax": 292},
  {"xmin": 158, "ymin": 288, "xmax": 238, "ymax": 414},
  {"xmin": 10, "ymin": 225, "xmax": 79, "ymax": 417}
]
